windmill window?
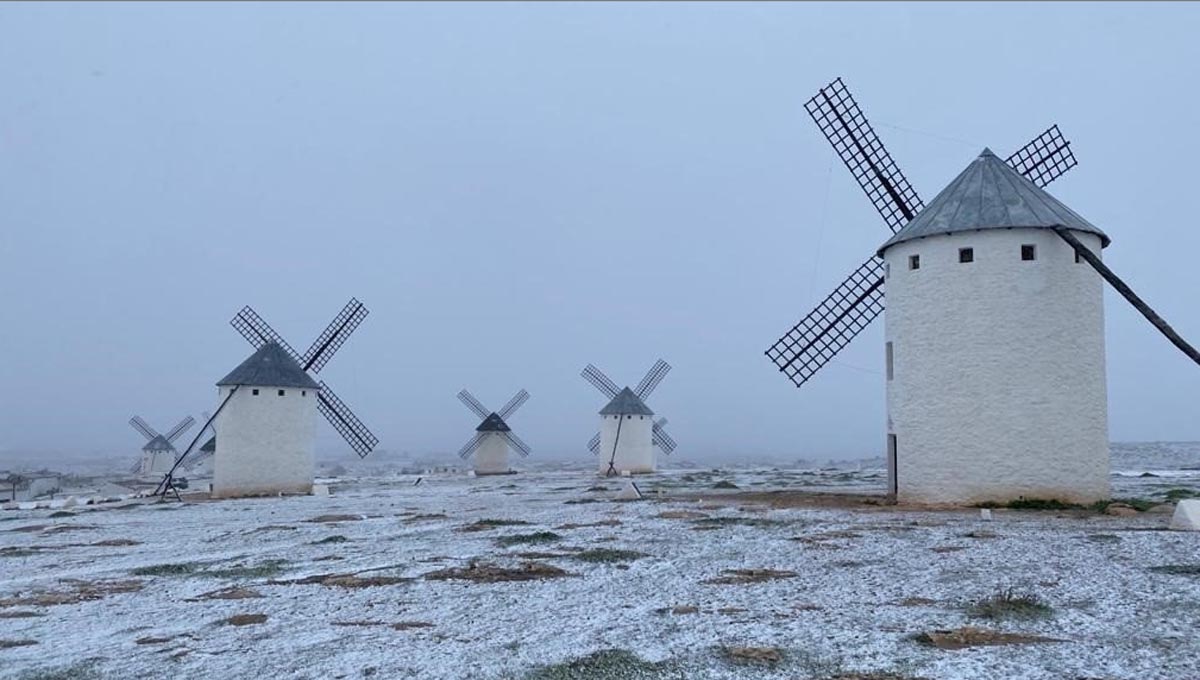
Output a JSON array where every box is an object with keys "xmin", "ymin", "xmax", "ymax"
[
  {"xmin": 278, "ymin": 389, "xmax": 285, "ymax": 396},
  {"xmin": 884, "ymin": 263, "xmax": 890, "ymax": 279},
  {"xmin": 1021, "ymin": 244, "xmax": 1037, "ymax": 261},
  {"xmin": 302, "ymin": 390, "xmax": 306, "ymax": 397},
  {"xmin": 252, "ymin": 389, "xmax": 259, "ymax": 396},
  {"xmin": 1075, "ymin": 250, "xmax": 1083, "ymax": 264},
  {"xmin": 959, "ymin": 247, "xmax": 974, "ymax": 263},
  {"xmin": 908, "ymin": 254, "xmax": 920, "ymax": 270},
  {"xmin": 886, "ymin": 342, "xmax": 894, "ymax": 381}
]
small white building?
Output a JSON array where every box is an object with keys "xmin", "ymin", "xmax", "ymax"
[
  {"xmin": 473, "ymin": 415, "xmax": 514, "ymax": 476},
  {"xmin": 879, "ymin": 148, "xmax": 1110, "ymax": 505},
  {"xmin": 212, "ymin": 343, "xmax": 321, "ymax": 498},
  {"xmin": 598, "ymin": 388, "xmax": 656, "ymax": 475},
  {"xmin": 139, "ymin": 436, "xmax": 177, "ymax": 478}
]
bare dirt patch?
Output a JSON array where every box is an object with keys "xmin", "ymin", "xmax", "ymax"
[
  {"xmin": 0, "ymin": 610, "xmax": 44, "ymax": 619},
  {"xmin": 656, "ymin": 510, "xmax": 709, "ymax": 520},
  {"xmin": 186, "ymin": 586, "xmax": 264, "ymax": 601},
  {"xmin": 913, "ymin": 626, "xmax": 1063, "ymax": 649},
  {"xmin": 555, "ymin": 519, "xmax": 622, "ymax": 530},
  {"xmin": 92, "ymin": 538, "xmax": 141, "ymax": 547},
  {"xmin": 722, "ymin": 645, "xmax": 782, "ymax": 664},
  {"xmin": 0, "ymin": 578, "xmax": 143, "ymax": 608},
  {"xmin": 459, "ymin": 518, "xmax": 531, "ymax": 532},
  {"xmin": 704, "ymin": 569, "xmax": 797, "ymax": 585},
  {"xmin": 424, "ymin": 560, "xmax": 571, "ymax": 583},
  {"xmin": 271, "ymin": 572, "xmax": 410, "ymax": 589},
  {"xmin": 219, "ymin": 613, "xmax": 268, "ymax": 626},
  {"xmin": 391, "ymin": 621, "xmax": 434, "ymax": 630},
  {"xmin": 305, "ymin": 514, "xmax": 364, "ymax": 523}
]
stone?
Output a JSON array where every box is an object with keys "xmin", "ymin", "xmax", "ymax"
[
  {"xmin": 980, "ymin": 509, "xmax": 993, "ymax": 521},
  {"xmin": 1147, "ymin": 503, "xmax": 1175, "ymax": 515},
  {"xmin": 1105, "ymin": 503, "xmax": 1138, "ymax": 517},
  {"xmin": 311, "ymin": 484, "xmax": 330, "ymax": 498},
  {"xmin": 1169, "ymin": 500, "xmax": 1200, "ymax": 531}
]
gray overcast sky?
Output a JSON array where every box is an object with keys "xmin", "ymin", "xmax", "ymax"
[{"xmin": 1, "ymin": 2, "xmax": 1197, "ymax": 462}]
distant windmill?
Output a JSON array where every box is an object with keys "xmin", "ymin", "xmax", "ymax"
[
  {"xmin": 582, "ymin": 360, "xmax": 676, "ymax": 476},
  {"xmin": 455, "ymin": 389, "xmax": 531, "ymax": 475},
  {"xmin": 766, "ymin": 78, "xmax": 1200, "ymax": 504},
  {"xmin": 128, "ymin": 415, "xmax": 194, "ymax": 478}
]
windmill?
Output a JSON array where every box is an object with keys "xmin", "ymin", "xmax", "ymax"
[
  {"xmin": 582, "ymin": 360, "xmax": 676, "ymax": 476},
  {"xmin": 128, "ymin": 415, "xmax": 194, "ymax": 478},
  {"xmin": 229, "ymin": 298, "xmax": 379, "ymax": 458},
  {"xmin": 767, "ymin": 78, "xmax": 1199, "ymax": 504},
  {"xmin": 455, "ymin": 389, "xmax": 531, "ymax": 475}
]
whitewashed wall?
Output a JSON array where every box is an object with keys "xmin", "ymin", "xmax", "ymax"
[
  {"xmin": 140, "ymin": 450, "xmax": 175, "ymax": 478},
  {"xmin": 213, "ymin": 384, "xmax": 317, "ymax": 497},
  {"xmin": 598, "ymin": 414, "xmax": 655, "ymax": 475},
  {"xmin": 883, "ymin": 228, "xmax": 1109, "ymax": 504},
  {"xmin": 473, "ymin": 433, "xmax": 510, "ymax": 475}
]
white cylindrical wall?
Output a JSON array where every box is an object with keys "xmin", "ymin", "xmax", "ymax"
[
  {"xmin": 598, "ymin": 414, "xmax": 655, "ymax": 475},
  {"xmin": 883, "ymin": 228, "xmax": 1109, "ymax": 504},
  {"xmin": 141, "ymin": 450, "xmax": 175, "ymax": 478},
  {"xmin": 474, "ymin": 433, "xmax": 511, "ymax": 475},
  {"xmin": 212, "ymin": 384, "xmax": 318, "ymax": 498}
]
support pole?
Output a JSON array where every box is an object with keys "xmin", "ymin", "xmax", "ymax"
[
  {"xmin": 1054, "ymin": 227, "xmax": 1200, "ymax": 367},
  {"xmin": 155, "ymin": 386, "xmax": 240, "ymax": 498}
]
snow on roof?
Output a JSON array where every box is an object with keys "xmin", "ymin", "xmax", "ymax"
[
  {"xmin": 217, "ymin": 342, "xmax": 320, "ymax": 390},
  {"xmin": 878, "ymin": 148, "xmax": 1109, "ymax": 254}
]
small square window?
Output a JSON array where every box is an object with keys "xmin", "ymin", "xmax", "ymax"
[
  {"xmin": 252, "ymin": 389, "xmax": 259, "ymax": 396},
  {"xmin": 908, "ymin": 254, "xmax": 920, "ymax": 270},
  {"xmin": 959, "ymin": 247, "xmax": 974, "ymax": 263},
  {"xmin": 301, "ymin": 390, "xmax": 306, "ymax": 397},
  {"xmin": 885, "ymin": 341, "xmax": 894, "ymax": 381},
  {"xmin": 1075, "ymin": 250, "xmax": 1082, "ymax": 263},
  {"xmin": 884, "ymin": 262, "xmax": 891, "ymax": 279},
  {"xmin": 1021, "ymin": 244, "xmax": 1036, "ymax": 261},
  {"xmin": 278, "ymin": 389, "xmax": 285, "ymax": 396}
]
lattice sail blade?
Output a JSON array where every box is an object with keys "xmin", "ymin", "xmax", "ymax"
[
  {"xmin": 497, "ymin": 389, "xmax": 529, "ymax": 420},
  {"xmin": 805, "ymin": 78, "xmax": 924, "ymax": 233},
  {"xmin": 230, "ymin": 306, "xmax": 302, "ymax": 362},
  {"xmin": 587, "ymin": 432, "xmax": 601, "ymax": 455},
  {"xmin": 634, "ymin": 359, "xmax": 671, "ymax": 400},
  {"xmin": 581, "ymin": 364, "xmax": 619, "ymax": 399},
  {"xmin": 502, "ymin": 431, "xmax": 532, "ymax": 457},
  {"xmin": 456, "ymin": 389, "xmax": 490, "ymax": 420},
  {"xmin": 164, "ymin": 416, "xmax": 196, "ymax": 444},
  {"xmin": 458, "ymin": 433, "xmax": 485, "ymax": 459},
  {"xmin": 303, "ymin": 298, "xmax": 369, "ymax": 373},
  {"xmin": 129, "ymin": 416, "xmax": 157, "ymax": 441},
  {"xmin": 317, "ymin": 381, "xmax": 379, "ymax": 458},
  {"xmin": 1006, "ymin": 125, "xmax": 1077, "ymax": 189},
  {"xmin": 765, "ymin": 255, "xmax": 885, "ymax": 388},
  {"xmin": 652, "ymin": 418, "xmax": 677, "ymax": 455}
]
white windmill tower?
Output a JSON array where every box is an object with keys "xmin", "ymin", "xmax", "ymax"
[
  {"xmin": 455, "ymin": 389, "xmax": 531, "ymax": 475},
  {"xmin": 767, "ymin": 78, "xmax": 1200, "ymax": 505},
  {"xmin": 128, "ymin": 415, "xmax": 195, "ymax": 479},
  {"xmin": 582, "ymin": 360, "xmax": 676, "ymax": 476},
  {"xmin": 185, "ymin": 299, "xmax": 380, "ymax": 499}
]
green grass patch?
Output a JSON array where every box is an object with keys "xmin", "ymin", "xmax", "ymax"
[
  {"xmin": 204, "ymin": 559, "xmax": 290, "ymax": 579},
  {"xmin": 1149, "ymin": 564, "xmax": 1200, "ymax": 576},
  {"xmin": 966, "ymin": 587, "xmax": 1053, "ymax": 620},
  {"xmin": 525, "ymin": 649, "xmax": 677, "ymax": 680},
  {"xmin": 689, "ymin": 516, "xmax": 783, "ymax": 528},
  {"xmin": 131, "ymin": 562, "xmax": 204, "ymax": 576},
  {"xmin": 312, "ymin": 535, "xmax": 349, "ymax": 545},
  {"xmin": 496, "ymin": 531, "xmax": 562, "ymax": 547},
  {"xmin": 570, "ymin": 549, "xmax": 648, "ymax": 563},
  {"xmin": 461, "ymin": 518, "xmax": 531, "ymax": 531},
  {"xmin": 1164, "ymin": 488, "xmax": 1200, "ymax": 501}
]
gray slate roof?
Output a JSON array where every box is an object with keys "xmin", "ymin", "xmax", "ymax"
[
  {"xmin": 476, "ymin": 413, "xmax": 512, "ymax": 433},
  {"xmin": 878, "ymin": 148, "xmax": 1109, "ymax": 255},
  {"xmin": 599, "ymin": 387, "xmax": 655, "ymax": 416},
  {"xmin": 142, "ymin": 435, "xmax": 175, "ymax": 452},
  {"xmin": 217, "ymin": 342, "xmax": 320, "ymax": 389}
]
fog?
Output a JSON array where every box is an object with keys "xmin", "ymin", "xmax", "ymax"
[{"xmin": 1, "ymin": 2, "xmax": 1197, "ymax": 465}]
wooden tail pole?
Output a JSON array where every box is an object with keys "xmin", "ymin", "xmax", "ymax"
[
  {"xmin": 1054, "ymin": 227, "xmax": 1200, "ymax": 367},
  {"xmin": 154, "ymin": 386, "xmax": 240, "ymax": 498}
]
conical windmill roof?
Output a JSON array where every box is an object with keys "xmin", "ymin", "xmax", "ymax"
[
  {"xmin": 599, "ymin": 387, "xmax": 655, "ymax": 416},
  {"xmin": 878, "ymin": 148, "xmax": 1109, "ymax": 255},
  {"xmin": 142, "ymin": 435, "xmax": 175, "ymax": 452},
  {"xmin": 476, "ymin": 413, "xmax": 511, "ymax": 432},
  {"xmin": 217, "ymin": 342, "xmax": 320, "ymax": 389}
]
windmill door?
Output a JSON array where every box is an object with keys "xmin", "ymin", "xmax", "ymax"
[{"xmin": 886, "ymin": 435, "xmax": 898, "ymax": 497}]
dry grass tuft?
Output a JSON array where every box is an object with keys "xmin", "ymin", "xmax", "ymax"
[
  {"xmin": 555, "ymin": 519, "xmax": 622, "ymax": 530},
  {"xmin": 135, "ymin": 636, "xmax": 174, "ymax": 645},
  {"xmin": 272, "ymin": 572, "xmax": 410, "ymax": 588},
  {"xmin": 0, "ymin": 578, "xmax": 143, "ymax": 608},
  {"xmin": 91, "ymin": 538, "xmax": 141, "ymax": 547},
  {"xmin": 897, "ymin": 597, "xmax": 938, "ymax": 607},
  {"xmin": 931, "ymin": 546, "xmax": 967, "ymax": 554},
  {"xmin": 722, "ymin": 645, "xmax": 782, "ymax": 664},
  {"xmin": 704, "ymin": 568, "xmax": 797, "ymax": 585},
  {"xmin": 219, "ymin": 613, "xmax": 268, "ymax": 626},
  {"xmin": 424, "ymin": 560, "xmax": 571, "ymax": 583},
  {"xmin": 305, "ymin": 514, "xmax": 364, "ymax": 523},
  {"xmin": 459, "ymin": 518, "xmax": 531, "ymax": 532},
  {"xmin": 495, "ymin": 531, "xmax": 562, "ymax": 547},
  {"xmin": 657, "ymin": 510, "xmax": 709, "ymax": 520},
  {"xmin": 571, "ymin": 548, "xmax": 647, "ymax": 564},
  {"xmin": 967, "ymin": 588, "xmax": 1053, "ymax": 620},
  {"xmin": 912, "ymin": 626, "xmax": 1062, "ymax": 649},
  {"xmin": 186, "ymin": 586, "xmax": 264, "ymax": 601}
]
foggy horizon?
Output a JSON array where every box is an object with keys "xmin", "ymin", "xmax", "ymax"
[{"xmin": 2, "ymin": 3, "xmax": 1199, "ymax": 467}]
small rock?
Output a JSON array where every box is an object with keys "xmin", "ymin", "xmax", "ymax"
[
  {"xmin": 220, "ymin": 613, "xmax": 268, "ymax": 626},
  {"xmin": 1105, "ymin": 503, "xmax": 1138, "ymax": 517},
  {"xmin": 1147, "ymin": 503, "xmax": 1176, "ymax": 515},
  {"xmin": 980, "ymin": 509, "xmax": 993, "ymax": 521},
  {"xmin": 311, "ymin": 484, "xmax": 330, "ymax": 497}
]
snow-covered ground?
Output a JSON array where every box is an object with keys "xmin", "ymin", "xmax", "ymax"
[{"xmin": 1, "ymin": 468, "xmax": 1198, "ymax": 679}]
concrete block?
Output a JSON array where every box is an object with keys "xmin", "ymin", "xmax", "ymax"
[{"xmin": 311, "ymin": 484, "xmax": 330, "ymax": 497}]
